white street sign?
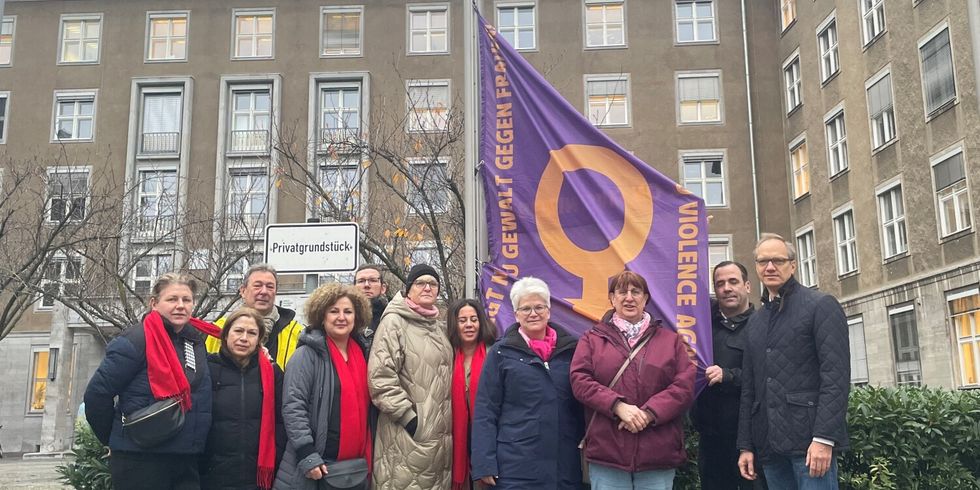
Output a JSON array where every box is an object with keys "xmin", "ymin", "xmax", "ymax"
[{"xmin": 264, "ymin": 222, "xmax": 359, "ymax": 274}]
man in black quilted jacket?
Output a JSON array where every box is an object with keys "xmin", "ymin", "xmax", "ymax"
[{"xmin": 737, "ymin": 233, "xmax": 849, "ymax": 489}]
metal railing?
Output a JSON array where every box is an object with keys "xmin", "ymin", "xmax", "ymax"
[
  {"xmin": 229, "ymin": 129, "xmax": 270, "ymax": 153},
  {"xmin": 132, "ymin": 215, "xmax": 176, "ymax": 241},
  {"xmin": 140, "ymin": 132, "xmax": 181, "ymax": 155}
]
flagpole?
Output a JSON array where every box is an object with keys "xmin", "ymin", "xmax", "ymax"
[{"xmin": 464, "ymin": 0, "xmax": 485, "ymax": 298}]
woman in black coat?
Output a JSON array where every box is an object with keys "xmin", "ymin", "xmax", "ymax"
[{"xmin": 201, "ymin": 307, "xmax": 285, "ymax": 490}]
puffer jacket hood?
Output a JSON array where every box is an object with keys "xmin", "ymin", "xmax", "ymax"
[{"xmin": 296, "ymin": 328, "xmax": 329, "ymax": 354}]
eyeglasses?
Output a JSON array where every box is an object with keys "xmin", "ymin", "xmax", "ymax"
[
  {"xmin": 614, "ymin": 288, "xmax": 645, "ymax": 298},
  {"xmin": 355, "ymin": 278, "xmax": 381, "ymax": 285},
  {"xmin": 755, "ymin": 257, "xmax": 792, "ymax": 267},
  {"xmin": 412, "ymin": 279, "xmax": 439, "ymax": 289},
  {"xmin": 516, "ymin": 304, "xmax": 549, "ymax": 315}
]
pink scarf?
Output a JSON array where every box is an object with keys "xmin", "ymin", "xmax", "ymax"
[
  {"xmin": 520, "ymin": 326, "xmax": 557, "ymax": 361},
  {"xmin": 611, "ymin": 312, "xmax": 651, "ymax": 348},
  {"xmin": 405, "ymin": 297, "xmax": 439, "ymax": 318}
]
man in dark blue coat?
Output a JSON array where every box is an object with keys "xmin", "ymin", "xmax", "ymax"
[{"xmin": 737, "ymin": 233, "xmax": 849, "ymax": 489}]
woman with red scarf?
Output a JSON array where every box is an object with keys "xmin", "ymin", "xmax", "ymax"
[
  {"xmin": 446, "ymin": 299, "xmax": 498, "ymax": 490},
  {"xmin": 273, "ymin": 284, "xmax": 373, "ymax": 490},
  {"xmin": 201, "ymin": 307, "xmax": 285, "ymax": 490}
]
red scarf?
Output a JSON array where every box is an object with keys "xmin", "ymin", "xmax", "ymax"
[
  {"xmin": 144, "ymin": 311, "xmax": 192, "ymax": 411},
  {"xmin": 190, "ymin": 317, "xmax": 276, "ymax": 490},
  {"xmin": 326, "ymin": 337, "xmax": 372, "ymax": 466},
  {"xmin": 451, "ymin": 343, "xmax": 487, "ymax": 490}
]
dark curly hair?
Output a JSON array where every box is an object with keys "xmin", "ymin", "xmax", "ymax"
[{"xmin": 304, "ymin": 283, "xmax": 371, "ymax": 336}]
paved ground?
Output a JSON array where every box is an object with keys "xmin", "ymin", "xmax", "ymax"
[{"xmin": 0, "ymin": 455, "xmax": 71, "ymax": 489}]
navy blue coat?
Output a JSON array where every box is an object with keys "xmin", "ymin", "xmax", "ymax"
[
  {"xmin": 737, "ymin": 276, "xmax": 850, "ymax": 461},
  {"xmin": 84, "ymin": 318, "xmax": 212, "ymax": 454},
  {"xmin": 471, "ymin": 323, "xmax": 584, "ymax": 490}
]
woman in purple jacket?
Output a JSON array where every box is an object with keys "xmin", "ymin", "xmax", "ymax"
[{"xmin": 570, "ymin": 270, "xmax": 696, "ymax": 489}]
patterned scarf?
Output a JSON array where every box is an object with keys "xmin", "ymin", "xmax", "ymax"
[{"xmin": 611, "ymin": 312, "xmax": 651, "ymax": 348}]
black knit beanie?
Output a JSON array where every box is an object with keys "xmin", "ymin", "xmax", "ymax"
[{"xmin": 405, "ymin": 264, "xmax": 440, "ymax": 294}]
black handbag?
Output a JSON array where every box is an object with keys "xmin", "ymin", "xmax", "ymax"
[
  {"xmin": 318, "ymin": 458, "xmax": 369, "ymax": 490},
  {"xmin": 121, "ymin": 397, "xmax": 185, "ymax": 448}
]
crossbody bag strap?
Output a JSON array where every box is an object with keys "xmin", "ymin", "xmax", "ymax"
[{"xmin": 580, "ymin": 333, "xmax": 654, "ymax": 448}]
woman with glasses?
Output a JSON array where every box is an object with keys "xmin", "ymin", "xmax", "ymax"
[
  {"xmin": 471, "ymin": 277, "xmax": 584, "ymax": 489},
  {"xmin": 368, "ymin": 264, "xmax": 453, "ymax": 490},
  {"xmin": 569, "ymin": 270, "xmax": 696, "ymax": 489}
]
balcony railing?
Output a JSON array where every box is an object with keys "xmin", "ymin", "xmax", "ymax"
[
  {"xmin": 229, "ymin": 129, "xmax": 270, "ymax": 154},
  {"xmin": 133, "ymin": 215, "xmax": 176, "ymax": 241},
  {"xmin": 140, "ymin": 132, "xmax": 181, "ymax": 155},
  {"xmin": 317, "ymin": 127, "xmax": 361, "ymax": 154},
  {"xmin": 228, "ymin": 212, "xmax": 267, "ymax": 237}
]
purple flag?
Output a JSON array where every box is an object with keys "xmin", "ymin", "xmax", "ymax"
[{"xmin": 477, "ymin": 12, "xmax": 713, "ymax": 379}]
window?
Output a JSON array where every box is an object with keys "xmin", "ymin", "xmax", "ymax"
[
  {"xmin": 229, "ymin": 88, "xmax": 271, "ymax": 153},
  {"xmin": 0, "ymin": 92, "xmax": 8, "ymax": 144},
  {"xmin": 140, "ymin": 92, "xmax": 182, "ymax": 155},
  {"xmin": 584, "ymin": 1, "xmax": 625, "ymax": 48},
  {"xmin": 135, "ymin": 169, "xmax": 177, "ymax": 239},
  {"xmin": 497, "ymin": 4, "xmax": 536, "ymax": 50},
  {"xmin": 586, "ymin": 75, "xmax": 630, "ymax": 127},
  {"xmin": 867, "ymin": 72, "xmax": 896, "ymax": 149},
  {"xmin": 40, "ymin": 255, "xmax": 82, "ymax": 309},
  {"xmin": 408, "ymin": 5, "xmax": 449, "ymax": 54},
  {"xmin": 877, "ymin": 183, "xmax": 908, "ymax": 258},
  {"xmin": 227, "ymin": 168, "xmax": 269, "ymax": 236},
  {"xmin": 783, "ymin": 55, "xmax": 802, "ymax": 112},
  {"xmin": 28, "ymin": 349, "xmax": 49, "ymax": 413},
  {"xmin": 681, "ymin": 154, "xmax": 725, "ymax": 207},
  {"xmin": 53, "ymin": 92, "xmax": 96, "ymax": 141},
  {"xmin": 833, "ymin": 209, "xmax": 858, "ymax": 275},
  {"xmin": 59, "ymin": 14, "xmax": 102, "ymax": 63},
  {"xmin": 790, "ymin": 139, "xmax": 809, "ymax": 199},
  {"xmin": 318, "ymin": 154, "xmax": 362, "ymax": 216},
  {"xmin": 407, "ymin": 158, "xmax": 450, "ymax": 215},
  {"xmin": 233, "ymin": 10, "xmax": 274, "ymax": 59},
  {"xmin": 817, "ymin": 17, "xmax": 839, "ymax": 81},
  {"xmin": 319, "ymin": 82, "xmax": 361, "ymax": 146},
  {"xmin": 675, "ymin": 1, "xmax": 715, "ymax": 43},
  {"xmin": 46, "ymin": 168, "xmax": 90, "ymax": 223},
  {"xmin": 321, "ymin": 6, "xmax": 363, "ymax": 57},
  {"xmin": 889, "ymin": 305, "xmax": 921, "ymax": 386},
  {"xmin": 848, "ymin": 317, "xmax": 870, "ymax": 385},
  {"xmin": 146, "ymin": 13, "xmax": 188, "ymax": 61},
  {"xmin": 677, "ymin": 73, "xmax": 721, "ymax": 124},
  {"xmin": 133, "ymin": 254, "xmax": 174, "ymax": 296},
  {"xmin": 407, "ymin": 80, "xmax": 450, "ymax": 132},
  {"xmin": 796, "ymin": 228, "xmax": 817, "ymax": 287},
  {"xmin": 932, "ymin": 149, "xmax": 972, "ymax": 237},
  {"xmin": 948, "ymin": 289, "xmax": 980, "ymax": 387},
  {"xmin": 825, "ymin": 110, "xmax": 848, "ymax": 176},
  {"xmin": 708, "ymin": 236, "xmax": 731, "ymax": 273},
  {"xmin": 860, "ymin": 0, "xmax": 885, "ymax": 45},
  {"xmin": 919, "ymin": 27, "xmax": 956, "ymax": 116},
  {"xmin": 225, "ymin": 252, "xmax": 264, "ymax": 292},
  {"xmin": 780, "ymin": 0, "xmax": 796, "ymax": 30},
  {"xmin": 1, "ymin": 16, "xmax": 15, "ymax": 66}
]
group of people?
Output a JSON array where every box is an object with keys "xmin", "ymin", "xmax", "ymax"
[{"xmin": 82, "ymin": 232, "xmax": 849, "ymax": 490}]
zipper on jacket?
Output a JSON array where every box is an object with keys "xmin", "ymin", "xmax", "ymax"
[
  {"xmin": 544, "ymin": 361, "xmax": 550, "ymax": 371},
  {"xmin": 240, "ymin": 367, "xmax": 246, "ymax": 474}
]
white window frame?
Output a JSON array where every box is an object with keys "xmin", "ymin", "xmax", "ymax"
[
  {"xmin": 316, "ymin": 153, "xmax": 363, "ymax": 217},
  {"xmin": 930, "ymin": 145, "xmax": 973, "ymax": 238},
  {"xmin": 57, "ymin": 13, "xmax": 103, "ymax": 65},
  {"xmin": 676, "ymin": 71, "xmax": 723, "ymax": 125},
  {"xmin": 795, "ymin": 224, "xmax": 817, "ymax": 288},
  {"xmin": 26, "ymin": 346, "xmax": 50, "ymax": 414},
  {"xmin": 232, "ymin": 8, "xmax": 275, "ymax": 60},
  {"xmin": 789, "ymin": 133, "xmax": 809, "ymax": 199},
  {"xmin": 37, "ymin": 253, "xmax": 83, "ymax": 311},
  {"xmin": 816, "ymin": 12, "xmax": 839, "ymax": 82},
  {"xmin": 583, "ymin": 0, "xmax": 627, "ymax": 49},
  {"xmin": 584, "ymin": 74, "xmax": 631, "ymax": 127},
  {"xmin": 0, "ymin": 15, "xmax": 16, "ymax": 67},
  {"xmin": 227, "ymin": 84, "xmax": 273, "ymax": 155},
  {"xmin": 0, "ymin": 91, "xmax": 9, "ymax": 144},
  {"xmin": 51, "ymin": 90, "xmax": 98, "ymax": 143},
  {"xmin": 224, "ymin": 251, "xmax": 264, "ymax": 292},
  {"xmin": 406, "ymin": 157, "xmax": 451, "ymax": 215},
  {"xmin": 917, "ymin": 22, "xmax": 957, "ymax": 118},
  {"xmin": 134, "ymin": 167, "xmax": 178, "ymax": 240},
  {"xmin": 824, "ymin": 104, "xmax": 848, "ymax": 177},
  {"xmin": 865, "ymin": 68, "xmax": 897, "ymax": 151},
  {"xmin": 832, "ymin": 204, "xmax": 858, "ymax": 276},
  {"xmin": 707, "ymin": 234, "xmax": 732, "ymax": 275},
  {"xmin": 46, "ymin": 166, "xmax": 91, "ymax": 224},
  {"xmin": 138, "ymin": 88, "xmax": 183, "ymax": 156},
  {"xmin": 947, "ymin": 288, "xmax": 980, "ymax": 387},
  {"xmin": 496, "ymin": 2, "xmax": 537, "ymax": 51},
  {"xmin": 320, "ymin": 6, "xmax": 364, "ymax": 58},
  {"xmin": 859, "ymin": 0, "xmax": 885, "ymax": 46},
  {"xmin": 888, "ymin": 304, "xmax": 922, "ymax": 386},
  {"xmin": 780, "ymin": 0, "xmax": 796, "ymax": 31},
  {"xmin": 132, "ymin": 253, "xmax": 174, "ymax": 296},
  {"xmin": 674, "ymin": 0, "xmax": 716, "ymax": 44},
  {"xmin": 679, "ymin": 150, "xmax": 727, "ymax": 208},
  {"xmin": 145, "ymin": 11, "xmax": 189, "ymax": 62},
  {"xmin": 406, "ymin": 79, "xmax": 451, "ymax": 132},
  {"xmin": 876, "ymin": 178, "xmax": 908, "ymax": 260},
  {"xmin": 317, "ymin": 80, "xmax": 363, "ymax": 147},
  {"xmin": 407, "ymin": 4, "xmax": 450, "ymax": 55},
  {"xmin": 226, "ymin": 166, "xmax": 270, "ymax": 238},
  {"xmin": 848, "ymin": 316, "xmax": 870, "ymax": 384},
  {"xmin": 783, "ymin": 50, "xmax": 802, "ymax": 113}
]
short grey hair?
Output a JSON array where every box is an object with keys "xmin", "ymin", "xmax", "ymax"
[
  {"xmin": 754, "ymin": 233, "xmax": 797, "ymax": 260},
  {"xmin": 243, "ymin": 263, "xmax": 279, "ymax": 286},
  {"xmin": 510, "ymin": 277, "xmax": 551, "ymax": 309}
]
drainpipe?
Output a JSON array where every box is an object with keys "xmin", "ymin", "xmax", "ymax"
[{"xmin": 741, "ymin": 0, "xmax": 762, "ymax": 241}]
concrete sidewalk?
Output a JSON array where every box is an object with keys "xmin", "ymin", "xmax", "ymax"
[{"xmin": 0, "ymin": 455, "xmax": 71, "ymax": 489}]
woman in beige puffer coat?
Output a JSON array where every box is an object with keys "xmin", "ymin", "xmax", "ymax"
[{"xmin": 368, "ymin": 265, "xmax": 454, "ymax": 490}]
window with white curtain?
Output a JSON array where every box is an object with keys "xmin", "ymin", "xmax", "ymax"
[
  {"xmin": 867, "ymin": 73, "xmax": 896, "ymax": 149},
  {"xmin": 586, "ymin": 75, "xmax": 629, "ymax": 127},
  {"xmin": 932, "ymin": 150, "xmax": 972, "ymax": 237},
  {"xmin": 919, "ymin": 27, "xmax": 956, "ymax": 116},
  {"xmin": 677, "ymin": 73, "xmax": 721, "ymax": 124},
  {"xmin": 140, "ymin": 92, "xmax": 182, "ymax": 155}
]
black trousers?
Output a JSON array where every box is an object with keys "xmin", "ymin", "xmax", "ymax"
[
  {"xmin": 110, "ymin": 451, "xmax": 200, "ymax": 490},
  {"xmin": 698, "ymin": 434, "xmax": 767, "ymax": 490}
]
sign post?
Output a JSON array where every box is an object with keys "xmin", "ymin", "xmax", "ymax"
[{"xmin": 264, "ymin": 222, "xmax": 359, "ymax": 274}]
